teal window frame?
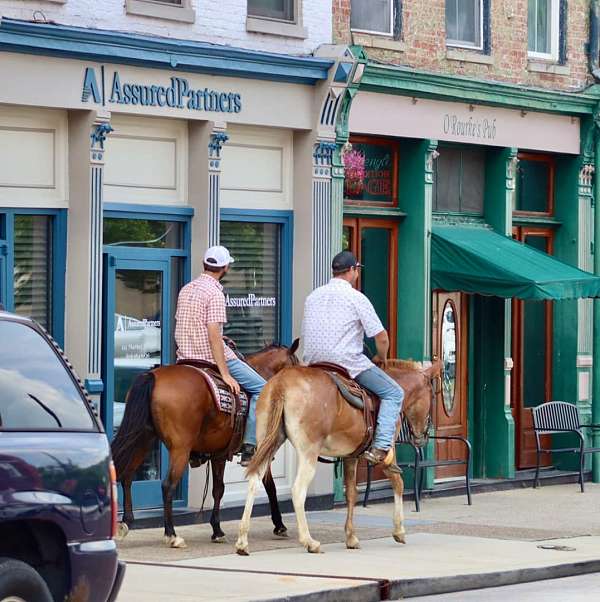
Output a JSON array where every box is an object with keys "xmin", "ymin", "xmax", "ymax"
[
  {"xmin": 0, "ymin": 208, "xmax": 67, "ymax": 346},
  {"xmin": 102, "ymin": 202, "xmax": 192, "ymax": 510}
]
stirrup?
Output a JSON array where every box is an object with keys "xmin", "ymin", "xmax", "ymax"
[{"xmin": 239, "ymin": 444, "xmax": 256, "ymax": 467}]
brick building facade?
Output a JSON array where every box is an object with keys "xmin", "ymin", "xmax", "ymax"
[
  {"xmin": 330, "ymin": 1, "xmax": 600, "ymax": 497},
  {"xmin": 334, "ymin": 0, "xmax": 591, "ymax": 91}
]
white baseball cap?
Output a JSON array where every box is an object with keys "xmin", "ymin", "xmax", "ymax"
[{"xmin": 203, "ymin": 245, "xmax": 235, "ymax": 268}]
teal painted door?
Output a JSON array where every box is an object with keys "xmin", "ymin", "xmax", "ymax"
[{"xmin": 103, "ymin": 254, "xmax": 173, "ymax": 508}]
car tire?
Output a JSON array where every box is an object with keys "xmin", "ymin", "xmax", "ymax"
[{"xmin": 0, "ymin": 558, "xmax": 53, "ymax": 602}]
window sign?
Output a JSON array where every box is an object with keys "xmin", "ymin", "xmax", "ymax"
[
  {"xmin": 220, "ymin": 222, "xmax": 280, "ymax": 355},
  {"xmin": 344, "ymin": 138, "xmax": 398, "ymax": 205}
]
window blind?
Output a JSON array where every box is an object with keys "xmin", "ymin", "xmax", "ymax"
[
  {"xmin": 220, "ymin": 221, "xmax": 280, "ymax": 355},
  {"xmin": 13, "ymin": 215, "xmax": 52, "ymax": 330}
]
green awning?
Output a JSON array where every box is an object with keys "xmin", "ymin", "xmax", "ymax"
[{"xmin": 431, "ymin": 226, "xmax": 600, "ymax": 300}]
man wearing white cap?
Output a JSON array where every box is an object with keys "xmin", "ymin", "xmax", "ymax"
[{"xmin": 175, "ymin": 245, "xmax": 265, "ymax": 466}]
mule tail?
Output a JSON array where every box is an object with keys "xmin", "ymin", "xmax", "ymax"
[
  {"xmin": 111, "ymin": 371, "xmax": 156, "ymax": 479},
  {"xmin": 246, "ymin": 380, "xmax": 285, "ymax": 478}
]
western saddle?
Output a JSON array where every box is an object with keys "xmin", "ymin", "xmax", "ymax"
[{"xmin": 309, "ymin": 362, "xmax": 379, "ymax": 458}]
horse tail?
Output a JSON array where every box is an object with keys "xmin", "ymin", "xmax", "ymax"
[
  {"xmin": 111, "ymin": 371, "xmax": 156, "ymax": 479},
  {"xmin": 246, "ymin": 380, "xmax": 285, "ymax": 478}
]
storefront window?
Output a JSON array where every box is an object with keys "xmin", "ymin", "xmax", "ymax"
[
  {"xmin": 104, "ymin": 218, "xmax": 182, "ymax": 248},
  {"xmin": 344, "ymin": 137, "xmax": 398, "ymax": 206},
  {"xmin": 13, "ymin": 215, "xmax": 53, "ymax": 331},
  {"xmin": 220, "ymin": 221, "xmax": 280, "ymax": 355},
  {"xmin": 433, "ymin": 146, "xmax": 485, "ymax": 214},
  {"xmin": 515, "ymin": 154, "xmax": 554, "ymax": 214}
]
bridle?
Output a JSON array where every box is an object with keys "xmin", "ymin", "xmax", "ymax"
[{"xmin": 403, "ymin": 372, "xmax": 440, "ymax": 448}]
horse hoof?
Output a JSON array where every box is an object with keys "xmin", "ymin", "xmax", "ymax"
[
  {"xmin": 211, "ymin": 534, "xmax": 227, "ymax": 543},
  {"xmin": 273, "ymin": 527, "xmax": 288, "ymax": 538},
  {"xmin": 117, "ymin": 523, "xmax": 129, "ymax": 540},
  {"xmin": 307, "ymin": 541, "xmax": 322, "ymax": 554},
  {"xmin": 346, "ymin": 537, "xmax": 361, "ymax": 550},
  {"xmin": 393, "ymin": 533, "xmax": 406, "ymax": 544},
  {"xmin": 236, "ymin": 547, "xmax": 250, "ymax": 556},
  {"xmin": 165, "ymin": 535, "xmax": 187, "ymax": 549}
]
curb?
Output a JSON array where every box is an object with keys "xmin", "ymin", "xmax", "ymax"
[
  {"xmin": 390, "ymin": 557, "xmax": 600, "ymax": 598},
  {"xmin": 128, "ymin": 556, "xmax": 600, "ymax": 601}
]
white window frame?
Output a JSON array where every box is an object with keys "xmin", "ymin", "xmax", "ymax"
[
  {"xmin": 350, "ymin": 0, "xmax": 395, "ymax": 38},
  {"xmin": 246, "ymin": 0, "xmax": 308, "ymax": 39},
  {"xmin": 446, "ymin": 0, "xmax": 484, "ymax": 52},
  {"xmin": 125, "ymin": 0, "xmax": 196, "ymax": 24},
  {"xmin": 528, "ymin": 0, "xmax": 560, "ymax": 62}
]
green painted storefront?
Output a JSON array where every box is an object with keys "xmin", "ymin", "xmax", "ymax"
[{"xmin": 333, "ymin": 58, "xmax": 600, "ymax": 499}]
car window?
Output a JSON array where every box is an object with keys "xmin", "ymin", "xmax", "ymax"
[{"xmin": 0, "ymin": 321, "xmax": 96, "ymax": 430}]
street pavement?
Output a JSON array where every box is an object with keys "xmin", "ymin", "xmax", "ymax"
[{"xmin": 116, "ymin": 483, "xmax": 600, "ymax": 601}]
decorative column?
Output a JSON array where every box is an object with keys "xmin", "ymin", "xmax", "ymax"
[
  {"xmin": 65, "ymin": 109, "xmax": 112, "ymax": 403},
  {"xmin": 207, "ymin": 128, "xmax": 229, "ymax": 247},
  {"xmin": 87, "ymin": 115, "xmax": 113, "ymax": 395},
  {"xmin": 577, "ymin": 162, "xmax": 595, "ymax": 433},
  {"xmin": 312, "ymin": 140, "xmax": 338, "ymax": 288}
]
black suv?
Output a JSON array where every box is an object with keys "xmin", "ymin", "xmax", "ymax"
[{"xmin": 0, "ymin": 311, "xmax": 124, "ymax": 602}]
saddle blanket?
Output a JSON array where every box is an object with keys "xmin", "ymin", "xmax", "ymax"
[{"xmin": 177, "ymin": 360, "xmax": 249, "ymax": 416}]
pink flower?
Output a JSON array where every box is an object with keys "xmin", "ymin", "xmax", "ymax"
[{"xmin": 343, "ymin": 149, "xmax": 366, "ymax": 182}]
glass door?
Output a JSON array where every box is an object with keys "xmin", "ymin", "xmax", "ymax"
[{"xmin": 103, "ymin": 255, "xmax": 171, "ymax": 508}]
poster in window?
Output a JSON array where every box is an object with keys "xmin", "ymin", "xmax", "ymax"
[{"xmin": 344, "ymin": 137, "xmax": 398, "ymax": 205}]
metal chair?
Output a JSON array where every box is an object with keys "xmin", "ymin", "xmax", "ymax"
[
  {"xmin": 363, "ymin": 414, "xmax": 472, "ymax": 511},
  {"xmin": 531, "ymin": 401, "xmax": 600, "ymax": 492}
]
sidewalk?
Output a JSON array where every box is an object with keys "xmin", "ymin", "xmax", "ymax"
[{"xmin": 116, "ymin": 483, "xmax": 600, "ymax": 601}]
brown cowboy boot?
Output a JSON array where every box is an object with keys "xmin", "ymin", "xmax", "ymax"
[{"xmin": 362, "ymin": 447, "xmax": 403, "ymax": 475}]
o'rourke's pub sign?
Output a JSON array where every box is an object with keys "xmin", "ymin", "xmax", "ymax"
[{"xmin": 82, "ymin": 66, "xmax": 242, "ymax": 113}]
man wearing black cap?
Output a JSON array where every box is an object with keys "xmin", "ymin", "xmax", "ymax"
[{"xmin": 302, "ymin": 251, "xmax": 404, "ymax": 470}]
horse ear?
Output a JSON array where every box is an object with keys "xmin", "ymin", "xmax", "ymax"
[{"xmin": 289, "ymin": 338, "xmax": 300, "ymax": 354}]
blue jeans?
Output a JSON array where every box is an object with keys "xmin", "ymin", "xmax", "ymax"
[
  {"xmin": 355, "ymin": 365, "xmax": 404, "ymax": 450},
  {"xmin": 226, "ymin": 359, "xmax": 267, "ymax": 447}
]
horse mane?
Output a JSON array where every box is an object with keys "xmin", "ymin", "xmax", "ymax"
[
  {"xmin": 381, "ymin": 359, "xmax": 423, "ymax": 371},
  {"xmin": 246, "ymin": 342, "xmax": 287, "ymax": 357}
]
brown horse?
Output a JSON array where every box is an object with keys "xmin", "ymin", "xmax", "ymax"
[
  {"xmin": 235, "ymin": 359, "xmax": 441, "ymax": 555},
  {"xmin": 111, "ymin": 339, "xmax": 300, "ymax": 548}
]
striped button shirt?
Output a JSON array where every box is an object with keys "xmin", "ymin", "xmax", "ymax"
[{"xmin": 175, "ymin": 274, "xmax": 237, "ymax": 362}]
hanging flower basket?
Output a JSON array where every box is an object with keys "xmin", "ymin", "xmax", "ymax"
[{"xmin": 343, "ymin": 149, "xmax": 366, "ymax": 199}]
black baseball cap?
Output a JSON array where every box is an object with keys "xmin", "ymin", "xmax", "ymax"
[{"xmin": 332, "ymin": 251, "xmax": 362, "ymax": 273}]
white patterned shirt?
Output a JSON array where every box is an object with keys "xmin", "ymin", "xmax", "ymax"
[{"xmin": 302, "ymin": 278, "xmax": 384, "ymax": 378}]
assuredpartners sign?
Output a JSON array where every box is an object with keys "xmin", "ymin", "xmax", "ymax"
[{"xmin": 82, "ymin": 66, "xmax": 242, "ymax": 113}]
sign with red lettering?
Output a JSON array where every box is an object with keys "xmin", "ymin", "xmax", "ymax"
[{"xmin": 344, "ymin": 137, "xmax": 398, "ymax": 205}]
